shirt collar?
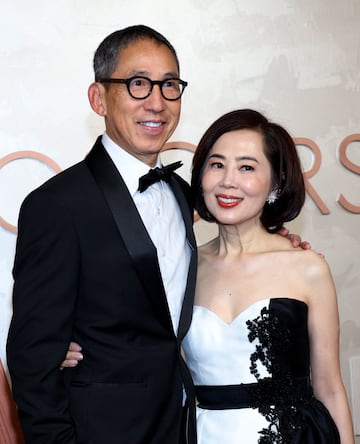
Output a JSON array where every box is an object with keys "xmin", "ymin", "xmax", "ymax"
[{"xmin": 101, "ymin": 132, "xmax": 162, "ymax": 197}]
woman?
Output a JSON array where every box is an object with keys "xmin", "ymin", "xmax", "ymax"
[
  {"xmin": 62, "ymin": 109, "xmax": 354, "ymax": 443},
  {"xmin": 182, "ymin": 109, "xmax": 354, "ymax": 443}
]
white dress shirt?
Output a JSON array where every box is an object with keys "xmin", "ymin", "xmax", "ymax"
[{"xmin": 102, "ymin": 133, "xmax": 191, "ymax": 335}]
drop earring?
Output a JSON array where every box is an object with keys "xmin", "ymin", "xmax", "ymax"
[{"xmin": 267, "ymin": 188, "xmax": 279, "ymax": 204}]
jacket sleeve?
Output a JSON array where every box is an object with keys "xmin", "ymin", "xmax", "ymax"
[{"xmin": 6, "ymin": 189, "xmax": 79, "ymax": 444}]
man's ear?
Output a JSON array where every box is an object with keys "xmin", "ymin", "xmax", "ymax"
[{"xmin": 88, "ymin": 82, "xmax": 107, "ymax": 116}]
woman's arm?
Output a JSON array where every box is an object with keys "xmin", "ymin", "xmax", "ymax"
[{"xmin": 306, "ymin": 253, "xmax": 354, "ymax": 444}]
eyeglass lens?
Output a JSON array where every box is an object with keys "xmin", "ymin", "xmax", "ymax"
[{"xmin": 129, "ymin": 77, "xmax": 184, "ymax": 100}]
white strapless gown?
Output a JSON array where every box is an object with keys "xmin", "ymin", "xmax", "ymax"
[
  {"xmin": 182, "ymin": 298, "xmax": 340, "ymax": 444},
  {"xmin": 183, "ymin": 300, "xmax": 270, "ymax": 444}
]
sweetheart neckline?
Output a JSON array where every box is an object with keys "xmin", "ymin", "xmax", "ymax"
[{"xmin": 193, "ymin": 297, "xmax": 307, "ymax": 326}]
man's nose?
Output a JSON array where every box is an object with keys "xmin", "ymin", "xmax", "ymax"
[{"xmin": 143, "ymin": 84, "xmax": 166, "ymax": 111}]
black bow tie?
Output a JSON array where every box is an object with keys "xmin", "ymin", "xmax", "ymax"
[{"xmin": 138, "ymin": 161, "xmax": 183, "ymax": 192}]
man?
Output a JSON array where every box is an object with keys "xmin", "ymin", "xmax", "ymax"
[
  {"xmin": 7, "ymin": 24, "xmax": 308, "ymax": 444},
  {"xmin": 7, "ymin": 25, "xmax": 197, "ymax": 444}
]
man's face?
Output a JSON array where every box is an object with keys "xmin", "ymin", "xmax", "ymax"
[{"xmin": 97, "ymin": 39, "xmax": 182, "ymax": 166}]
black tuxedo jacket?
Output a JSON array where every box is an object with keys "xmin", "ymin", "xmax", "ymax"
[{"xmin": 7, "ymin": 137, "xmax": 197, "ymax": 444}]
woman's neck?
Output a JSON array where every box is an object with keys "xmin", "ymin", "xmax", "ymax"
[{"xmin": 214, "ymin": 221, "xmax": 270, "ymax": 256}]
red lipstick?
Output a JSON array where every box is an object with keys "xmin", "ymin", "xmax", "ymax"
[{"xmin": 216, "ymin": 194, "xmax": 242, "ymax": 208}]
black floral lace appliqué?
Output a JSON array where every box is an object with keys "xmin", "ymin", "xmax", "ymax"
[{"xmin": 246, "ymin": 306, "xmax": 304, "ymax": 444}]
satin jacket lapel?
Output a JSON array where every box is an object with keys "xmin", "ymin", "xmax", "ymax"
[
  {"xmin": 168, "ymin": 176, "xmax": 198, "ymax": 341},
  {"xmin": 85, "ymin": 138, "xmax": 173, "ymax": 332}
]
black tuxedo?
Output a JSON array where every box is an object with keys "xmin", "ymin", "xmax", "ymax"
[{"xmin": 7, "ymin": 137, "xmax": 197, "ymax": 444}]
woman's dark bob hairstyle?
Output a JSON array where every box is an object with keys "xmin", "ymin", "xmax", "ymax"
[{"xmin": 191, "ymin": 109, "xmax": 306, "ymax": 233}]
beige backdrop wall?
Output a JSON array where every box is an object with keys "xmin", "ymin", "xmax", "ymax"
[{"xmin": 0, "ymin": 0, "xmax": 359, "ymax": 434}]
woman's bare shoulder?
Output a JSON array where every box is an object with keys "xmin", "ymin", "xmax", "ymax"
[{"xmin": 290, "ymin": 249, "xmax": 334, "ymax": 294}]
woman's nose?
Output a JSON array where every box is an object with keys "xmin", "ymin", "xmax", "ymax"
[{"xmin": 220, "ymin": 168, "xmax": 237, "ymax": 188}]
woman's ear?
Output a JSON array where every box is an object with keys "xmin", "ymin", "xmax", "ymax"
[{"xmin": 88, "ymin": 82, "xmax": 107, "ymax": 116}]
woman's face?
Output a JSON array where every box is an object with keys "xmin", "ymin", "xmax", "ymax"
[{"xmin": 201, "ymin": 129, "xmax": 273, "ymax": 226}]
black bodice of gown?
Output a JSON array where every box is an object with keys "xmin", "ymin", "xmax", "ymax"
[{"xmin": 248, "ymin": 298, "xmax": 311, "ymax": 380}]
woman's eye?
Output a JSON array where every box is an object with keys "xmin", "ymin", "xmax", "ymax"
[
  {"xmin": 240, "ymin": 165, "xmax": 254, "ymax": 171},
  {"xmin": 210, "ymin": 162, "xmax": 223, "ymax": 169}
]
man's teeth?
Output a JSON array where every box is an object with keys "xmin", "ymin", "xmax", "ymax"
[{"xmin": 141, "ymin": 121, "xmax": 162, "ymax": 128}]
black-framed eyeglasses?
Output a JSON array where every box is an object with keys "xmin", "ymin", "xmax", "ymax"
[{"xmin": 98, "ymin": 76, "xmax": 188, "ymax": 101}]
